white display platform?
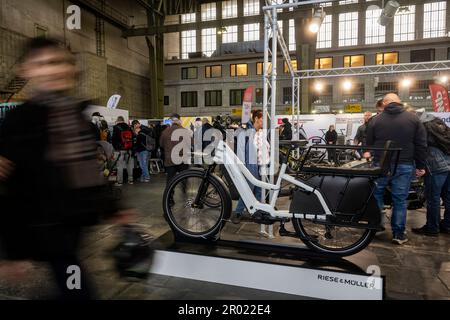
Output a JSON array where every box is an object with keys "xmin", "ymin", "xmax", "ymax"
[{"xmin": 149, "ymin": 248, "xmax": 384, "ymax": 300}]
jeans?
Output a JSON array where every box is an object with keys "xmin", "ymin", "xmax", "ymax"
[
  {"xmin": 116, "ymin": 151, "xmax": 134, "ymax": 184},
  {"xmin": 374, "ymin": 164, "xmax": 414, "ymax": 236},
  {"xmin": 136, "ymin": 151, "xmax": 150, "ymax": 180},
  {"xmin": 425, "ymin": 171, "xmax": 450, "ymax": 232},
  {"xmin": 166, "ymin": 164, "xmax": 189, "ymax": 184},
  {"xmin": 235, "ymin": 164, "xmax": 262, "ymax": 215}
]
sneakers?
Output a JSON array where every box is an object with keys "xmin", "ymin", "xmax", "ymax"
[
  {"xmin": 128, "ymin": 181, "xmax": 134, "ymax": 185},
  {"xmin": 412, "ymin": 225, "xmax": 439, "ymax": 237},
  {"xmin": 392, "ymin": 233, "xmax": 409, "ymax": 245},
  {"xmin": 114, "ymin": 182, "xmax": 123, "ymax": 187}
]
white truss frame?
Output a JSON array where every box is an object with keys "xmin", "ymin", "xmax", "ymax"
[{"xmin": 262, "ymin": 0, "xmax": 450, "ymax": 203}]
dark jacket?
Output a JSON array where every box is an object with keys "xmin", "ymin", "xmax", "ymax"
[
  {"xmin": 325, "ymin": 130, "xmax": 337, "ymax": 144},
  {"xmin": 366, "ymin": 102, "xmax": 427, "ymax": 169},
  {"xmin": 112, "ymin": 122, "xmax": 133, "ymax": 151},
  {"xmin": 0, "ymin": 101, "xmax": 119, "ymax": 260},
  {"xmin": 280, "ymin": 123, "xmax": 292, "ymax": 141},
  {"xmin": 354, "ymin": 123, "xmax": 368, "ymax": 145},
  {"xmin": 420, "ymin": 113, "xmax": 450, "ymax": 175},
  {"xmin": 159, "ymin": 123, "xmax": 192, "ymax": 167},
  {"xmin": 201, "ymin": 122, "xmax": 213, "ymax": 150},
  {"xmin": 134, "ymin": 125, "xmax": 154, "ymax": 153}
]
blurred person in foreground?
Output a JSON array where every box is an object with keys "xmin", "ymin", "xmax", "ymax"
[{"xmin": 0, "ymin": 37, "xmax": 133, "ymax": 300}]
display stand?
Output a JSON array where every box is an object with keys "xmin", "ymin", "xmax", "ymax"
[{"xmin": 149, "ymin": 232, "xmax": 385, "ymax": 300}]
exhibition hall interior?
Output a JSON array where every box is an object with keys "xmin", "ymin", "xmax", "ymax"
[{"xmin": 1, "ymin": 0, "xmax": 450, "ymax": 302}]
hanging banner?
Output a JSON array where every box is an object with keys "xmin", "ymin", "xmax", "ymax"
[
  {"xmin": 241, "ymin": 86, "xmax": 253, "ymax": 124},
  {"xmin": 107, "ymin": 94, "xmax": 121, "ymax": 109},
  {"xmin": 429, "ymin": 84, "xmax": 450, "ymax": 112}
]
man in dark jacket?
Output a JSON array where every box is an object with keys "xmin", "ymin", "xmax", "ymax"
[
  {"xmin": 325, "ymin": 125, "xmax": 338, "ymax": 163},
  {"xmin": 365, "ymin": 93, "xmax": 427, "ymax": 245},
  {"xmin": 0, "ymin": 38, "xmax": 130, "ymax": 299},
  {"xmin": 354, "ymin": 112, "xmax": 373, "ymax": 145},
  {"xmin": 159, "ymin": 113, "xmax": 192, "ymax": 183},
  {"xmin": 112, "ymin": 116, "xmax": 135, "ymax": 186}
]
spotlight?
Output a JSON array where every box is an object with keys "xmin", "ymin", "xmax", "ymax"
[
  {"xmin": 378, "ymin": 1, "xmax": 400, "ymax": 26},
  {"xmin": 312, "ymin": 110, "xmax": 317, "ymax": 114},
  {"xmin": 342, "ymin": 80, "xmax": 353, "ymax": 91},
  {"xmin": 309, "ymin": 9, "xmax": 326, "ymax": 33},
  {"xmin": 339, "ymin": 110, "xmax": 344, "ymax": 114},
  {"xmin": 440, "ymin": 75, "xmax": 449, "ymax": 84},
  {"xmin": 401, "ymin": 78, "xmax": 413, "ymax": 88},
  {"xmin": 314, "ymin": 82, "xmax": 324, "ymax": 93}
]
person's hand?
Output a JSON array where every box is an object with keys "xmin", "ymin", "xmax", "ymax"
[
  {"xmin": 0, "ymin": 156, "xmax": 15, "ymax": 182},
  {"xmin": 416, "ymin": 169, "xmax": 426, "ymax": 177}
]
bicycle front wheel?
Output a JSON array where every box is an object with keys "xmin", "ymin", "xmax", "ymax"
[{"xmin": 163, "ymin": 169, "xmax": 231, "ymax": 239}]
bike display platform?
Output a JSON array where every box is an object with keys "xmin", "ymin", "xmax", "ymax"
[{"xmin": 149, "ymin": 231, "xmax": 385, "ymax": 300}]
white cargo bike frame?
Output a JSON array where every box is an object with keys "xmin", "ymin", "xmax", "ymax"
[{"xmin": 214, "ymin": 140, "xmax": 332, "ymax": 220}]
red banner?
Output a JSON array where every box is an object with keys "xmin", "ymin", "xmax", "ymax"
[
  {"xmin": 241, "ymin": 86, "xmax": 253, "ymax": 124},
  {"xmin": 429, "ymin": 84, "xmax": 450, "ymax": 112}
]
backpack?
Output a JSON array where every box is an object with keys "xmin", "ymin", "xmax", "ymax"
[
  {"xmin": 140, "ymin": 126, "xmax": 156, "ymax": 151},
  {"xmin": 119, "ymin": 126, "xmax": 133, "ymax": 150}
]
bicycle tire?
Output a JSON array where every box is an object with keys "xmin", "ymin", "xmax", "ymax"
[
  {"xmin": 292, "ymin": 218, "xmax": 376, "ymax": 256},
  {"xmin": 162, "ymin": 168, "xmax": 232, "ymax": 240}
]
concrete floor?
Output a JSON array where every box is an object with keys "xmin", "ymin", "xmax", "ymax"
[{"xmin": 1, "ymin": 174, "xmax": 449, "ymax": 300}]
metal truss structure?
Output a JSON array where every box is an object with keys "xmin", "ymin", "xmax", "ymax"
[{"xmin": 262, "ymin": 0, "xmax": 450, "ymax": 202}]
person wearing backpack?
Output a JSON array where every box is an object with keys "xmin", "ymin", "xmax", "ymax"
[
  {"xmin": 412, "ymin": 112, "xmax": 450, "ymax": 236},
  {"xmin": 132, "ymin": 120, "xmax": 154, "ymax": 183},
  {"xmin": 112, "ymin": 116, "xmax": 135, "ymax": 186}
]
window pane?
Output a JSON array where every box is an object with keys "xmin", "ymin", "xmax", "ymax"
[
  {"xmin": 365, "ymin": 8, "xmax": 385, "ymax": 44},
  {"xmin": 339, "ymin": 12, "xmax": 358, "ymax": 47},
  {"xmin": 181, "ymin": 30, "xmax": 196, "ymax": 59},
  {"xmin": 201, "ymin": 2, "xmax": 216, "ymax": 21},
  {"xmin": 181, "ymin": 13, "xmax": 196, "ymax": 24},
  {"xmin": 315, "ymin": 57, "xmax": 333, "ymax": 69},
  {"xmin": 201, "ymin": 28, "xmax": 216, "ymax": 57},
  {"xmin": 284, "ymin": 60, "xmax": 297, "ymax": 73},
  {"xmin": 317, "ymin": 15, "xmax": 332, "ymax": 49},
  {"xmin": 211, "ymin": 65, "xmax": 221, "ymax": 77},
  {"xmin": 394, "ymin": 5, "xmax": 415, "ymax": 42},
  {"xmin": 377, "ymin": 52, "xmax": 398, "ymax": 65},
  {"xmin": 236, "ymin": 64, "xmax": 248, "ymax": 76},
  {"xmin": 222, "ymin": 25, "xmax": 238, "ymax": 43},
  {"xmin": 243, "ymin": 0, "xmax": 260, "ymax": 16},
  {"xmin": 243, "ymin": 23, "xmax": 260, "ymax": 41},
  {"xmin": 424, "ymin": 1, "xmax": 447, "ymax": 38},
  {"xmin": 231, "ymin": 64, "xmax": 247, "ymax": 76},
  {"xmin": 257, "ymin": 62, "xmax": 272, "ymax": 75},
  {"xmin": 289, "ymin": 19, "xmax": 296, "ymax": 51},
  {"xmin": 222, "ymin": 0, "xmax": 237, "ymax": 19},
  {"xmin": 344, "ymin": 55, "xmax": 364, "ymax": 67}
]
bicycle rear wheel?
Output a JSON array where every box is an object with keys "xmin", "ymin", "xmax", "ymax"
[
  {"xmin": 293, "ymin": 217, "xmax": 376, "ymax": 256},
  {"xmin": 163, "ymin": 169, "xmax": 231, "ymax": 240}
]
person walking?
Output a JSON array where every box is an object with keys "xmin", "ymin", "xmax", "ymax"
[
  {"xmin": 112, "ymin": 116, "xmax": 135, "ymax": 186},
  {"xmin": 0, "ymin": 37, "xmax": 131, "ymax": 300}
]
